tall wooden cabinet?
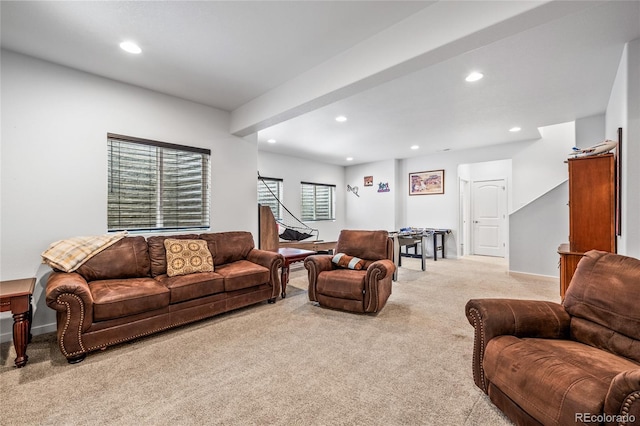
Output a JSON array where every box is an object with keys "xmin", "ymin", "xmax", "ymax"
[{"xmin": 558, "ymin": 153, "xmax": 616, "ymax": 298}]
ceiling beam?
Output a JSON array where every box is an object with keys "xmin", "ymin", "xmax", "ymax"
[{"xmin": 230, "ymin": 0, "xmax": 602, "ymax": 137}]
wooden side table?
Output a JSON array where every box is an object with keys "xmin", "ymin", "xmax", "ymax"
[
  {"xmin": 278, "ymin": 248, "xmax": 315, "ymax": 298},
  {"xmin": 0, "ymin": 278, "xmax": 36, "ymax": 367}
]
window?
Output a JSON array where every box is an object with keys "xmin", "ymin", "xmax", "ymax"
[
  {"xmin": 107, "ymin": 133, "xmax": 210, "ymax": 232},
  {"xmin": 301, "ymin": 181, "xmax": 335, "ymax": 221},
  {"xmin": 258, "ymin": 177, "xmax": 283, "ymax": 220}
]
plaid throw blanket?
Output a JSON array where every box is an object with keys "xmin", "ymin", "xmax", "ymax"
[{"xmin": 41, "ymin": 231, "xmax": 127, "ymax": 272}]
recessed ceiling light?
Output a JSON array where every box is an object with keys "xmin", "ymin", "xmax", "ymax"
[
  {"xmin": 509, "ymin": 127, "xmax": 522, "ymax": 132},
  {"xmin": 346, "ymin": 157, "xmax": 353, "ymax": 161},
  {"xmin": 410, "ymin": 145, "xmax": 419, "ymax": 150},
  {"xmin": 267, "ymin": 139, "xmax": 276, "ymax": 144},
  {"xmin": 465, "ymin": 72, "xmax": 483, "ymax": 82},
  {"xmin": 335, "ymin": 116, "xmax": 347, "ymax": 122},
  {"xmin": 120, "ymin": 41, "xmax": 142, "ymax": 54}
]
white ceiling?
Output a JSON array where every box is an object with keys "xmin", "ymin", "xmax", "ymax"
[{"xmin": 2, "ymin": 1, "xmax": 639, "ymax": 166}]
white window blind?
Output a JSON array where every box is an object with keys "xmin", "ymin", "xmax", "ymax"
[
  {"xmin": 301, "ymin": 182, "xmax": 335, "ymax": 221},
  {"xmin": 258, "ymin": 177, "xmax": 283, "ymax": 220},
  {"xmin": 108, "ymin": 134, "xmax": 211, "ymax": 232}
]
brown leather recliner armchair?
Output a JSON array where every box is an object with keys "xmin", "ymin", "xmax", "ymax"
[
  {"xmin": 466, "ymin": 250, "xmax": 640, "ymax": 425},
  {"xmin": 304, "ymin": 230, "xmax": 395, "ymax": 313}
]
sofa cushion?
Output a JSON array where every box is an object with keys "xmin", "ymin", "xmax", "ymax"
[
  {"xmin": 77, "ymin": 237, "xmax": 150, "ymax": 281},
  {"xmin": 155, "ymin": 272, "xmax": 224, "ymax": 304},
  {"xmin": 215, "ymin": 260, "xmax": 269, "ymax": 292},
  {"xmin": 199, "ymin": 232, "xmax": 254, "ymax": 266},
  {"xmin": 164, "ymin": 239, "xmax": 214, "ymax": 277},
  {"xmin": 332, "ymin": 253, "xmax": 365, "ymax": 270},
  {"xmin": 483, "ymin": 335, "xmax": 639, "ymax": 425},
  {"xmin": 317, "ymin": 269, "xmax": 366, "ymax": 300},
  {"xmin": 563, "ymin": 250, "xmax": 640, "ymax": 361},
  {"xmin": 147, "ymin": 234, "xmax": 199, "ymax": 277},
  {"xmin": 90, "ymin": 278, "xmax": 170, "ymax": 321}
]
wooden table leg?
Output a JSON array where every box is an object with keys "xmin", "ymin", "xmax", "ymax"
[
  {"xmin": 281, "ymin": 263, "xmax": 290, "ymax": 298},
  {"xmin": 1, "ymin": 278, "xmax": 36, "ymax": 368},
  {"xmin": 12, "ymin": 311, "xmax": 30, "ymax": 368}
]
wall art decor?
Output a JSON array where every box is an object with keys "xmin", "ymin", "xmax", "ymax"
[
  {"xmin": 409, "ymin": 170, "xmax": 444, "ymax": 195},
  {"xmin": 364, "ymin": 176, "xmax": 373, "ymax": 187},
  {"xmin": 378, "ymin": 182, "xmax": 390, "ymax": 193}
]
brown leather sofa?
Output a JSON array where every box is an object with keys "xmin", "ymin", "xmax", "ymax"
[
  {"xmin": 46, "ymin": 231, "xmax": 283, "ymax": 363},
  {"xmin": 466, "ymin": 250, "xmax": 640, "ymax": 425},
  {"xmin": 304, "ymin": 230, "xmax": 395, "ymax": 313}
]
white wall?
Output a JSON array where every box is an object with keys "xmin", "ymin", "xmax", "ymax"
[
  {"xmin": 257, "ymin": 151, "xmax": 345, "ymax": 242},
  {"xmin": 401, "ymin": 141, "xmax": 530, "ymax": 258},
  {"xmin": 509, "ymin": 182, "xmax": 569, "ymax": 276},
  {"xmin": 575, "ymin": 114, "xmax": 605, "ymax": 149},
  {"xmin": 606, "ymin": 38, "xmax": 640, "ymax": 258},
  {"xmin": 511, "ymin": 122, "xmax": 574, "ymax": 213},
  {"xmin": 345, "ymin": 159, "xmax": 396, "ymax": 231},
  {"xmin": 1, "ymin": 50, "xmax": 258, "ymax": 340}
]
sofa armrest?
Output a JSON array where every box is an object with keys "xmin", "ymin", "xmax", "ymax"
[
  {"xmin": 246, "ymin": 248, "xmax": 284, "ymax": 271},
  {"xmin": 45, "ymin": 272, "xmax": 94, "ymax": 358},
  {"xmin": 465, "ymin": 298, "xmax": 570, "ymax": 392},
  {"xmin": 304, "ymin": 254, "xmax": 334, "ymax": 302},
  {"xmin": 605, "ymin": 369, "xmax": 640, "ymax": 424},
  {"xmin": 246, "ymin": 249, "xmax": 284, "ymax": 299}
]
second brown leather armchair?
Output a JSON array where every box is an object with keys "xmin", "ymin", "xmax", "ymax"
[{"xmin": 304, "ymin": 230, "xmax": 395, "ymax": 313}]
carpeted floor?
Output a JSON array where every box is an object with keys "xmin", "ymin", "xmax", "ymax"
[{"xmin": 0, "ymin": 256, "xmax": 559, "ymax": 425}]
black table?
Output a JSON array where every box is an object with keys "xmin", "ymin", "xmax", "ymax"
[{"xmin": 390, "ymin": 229, "xmax": 451, "ymax": 275}]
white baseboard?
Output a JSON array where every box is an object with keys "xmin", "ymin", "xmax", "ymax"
[{"xmin": 0, "ymin": 322, "xmax": 56, "ymax": 344}]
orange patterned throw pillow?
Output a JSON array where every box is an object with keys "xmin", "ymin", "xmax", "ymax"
[
  {"xmin": 332, "ymin": 253, "xmax": 365, "ymax": 270},
  {"xmin": 164, "ymin": 239, "xmax": 214, "ymax": 277}
]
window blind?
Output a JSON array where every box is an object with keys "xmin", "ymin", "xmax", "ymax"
[
  {"xmin": 108, "ymin": 134, "xmax": 211, "ymax": 232},
  {"xmin": 300, "ymin": 182, "xmax": 335, "ymax": 221},
  {"xmin": 258, "ymin": 177, "xmax": 283, "ymax": 220}
]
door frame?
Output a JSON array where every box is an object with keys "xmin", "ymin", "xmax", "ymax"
[{"xmin": 459, "ymin": 178, "xmax": 470, "ymax": 256}]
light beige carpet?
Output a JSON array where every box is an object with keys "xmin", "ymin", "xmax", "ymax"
[{"xmin": 0, "ymin": 256, "xmax": 559, "ymax": 425}]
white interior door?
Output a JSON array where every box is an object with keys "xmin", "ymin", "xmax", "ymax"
[{"xmin": 472, "ymin": 179, "xmax": 506, "ymax": 257}]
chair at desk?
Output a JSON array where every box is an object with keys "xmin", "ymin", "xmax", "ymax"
[{"xmin": 304, "ymin": 230, "xmax": 395, "ymax": 314}]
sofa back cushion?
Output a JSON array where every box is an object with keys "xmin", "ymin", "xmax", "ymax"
[
  {"xmin": 147, "ymin": 234, "xmax": 199, "ymax": 277},
  {"xmin": 563, "ymin": 250, "xmax": 640, "ymax": 362},
  {"xmin": 335, "ymin": 230, "xmax": 392, "ymax": 262},
  {"xmin": 199, "ymin": 232, "xmax": 254, "ymax": 266},
  {"xmin": 76, "ymin": 236, "xmax": 150, "ymax": 281}
]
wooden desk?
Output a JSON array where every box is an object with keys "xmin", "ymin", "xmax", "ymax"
[
  {"xmin": 0, "ymin": 278, "xmax": 36, "ymax": 367},
  {"xmin": 558, "ymin": 243, "xmax": 585, "ymax": 300},
  {"xmin": 278, "ymin": 248, "xmax": 315, "ymax": 298}
]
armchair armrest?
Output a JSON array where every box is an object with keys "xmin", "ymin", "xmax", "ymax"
[
  {"xmin": 45, "ymin": 272, "xmax": 94, "ymax": 358},
  {"xmin": 304, "ymin": 254, "xmax": 334, "ymax": 302},
  {"xmin": 605, "ymin": 369, "xmax": 640, "ymax": 424},
  {"xmin": 363, "ymin": 259, "xmax": 396, "ymax": 313},
  {"xmin": 365, "ymin": 259, "xmax": 395, "ymax": 282},
  {"xmin": 465, "ymin": 298, "xmax": 570, "ymax": 392},
  {"xmin": 246, "ymin": 249, "xmax": 284, "ymax": 299}
]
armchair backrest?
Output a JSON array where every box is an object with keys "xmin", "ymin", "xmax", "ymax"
[
  {"xmin": 563, "ymin": 250, "xmax": 640, "ymax": 363},
  {"xmin": 334, "ymin": 230, "xmax": 392, "ymax": 261}
]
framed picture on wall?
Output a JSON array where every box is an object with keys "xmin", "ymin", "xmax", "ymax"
[{"xmin": 409, "ymin": 170, "xmax": 444, "ymax": 195}]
